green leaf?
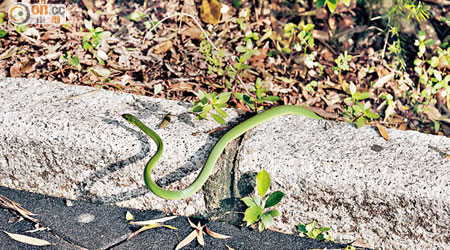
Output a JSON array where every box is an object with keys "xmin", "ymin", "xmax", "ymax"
[
  {"xmin": 264, "ymin": 191, "xmax": 285, "ymax": 208},
  {"xmin": 241, "ymin": 197, "xmax": 259, "ymax": 207},
  {"xmin": 353, "ymin": 104, "xmax": 363, "ymax": 114},
  {"xmin": 0, "ymin": 30, "xmax": 6, "ymax": 38},
  {"xmin": 94, "ymin": 68, "xmax": 110, "ymax": 77},
  {"xmin": 214, "ymin": 106, "xmax": 228, "ymax": 118},
  {"xmin": 98, "ymin": 31, "xmax": 111, "ymax": 39},
  {"xmin": 243, "ymin": 94, "xmax": 254, "ymax": 105},
  {"xmin": 236, "ymin": 46, "xmax": 246, "ymax": 53},
  {"xmin": 355, "ymin": 116, "xmax": 365, "ymax": 128},
  {"xmin": 243, "ymin": 206, "xmax": 263, "ymax": 226},
  {"xmin": 269, "ymin": 209, "xmax": 281, "ymax": 218},
  {"xmin": 256, "ymin": 169, "xmax": 270, "ymax": 197},
  {"xmin": 349, "ymin": 82, "xmax": 356, "ymax": 96},
  {"xmin": 211, "ymin": 113, "xmax": 226, "ymax": 125},
  {"xmin": 203, "ymin": 104, "xmax": 212, "ymax": 113},
  {"xmin": 154, "ymin": 84, "xmax": 163, "ymax": 95},
  {"xmin": 217, "ymin": 92, "xmax": 231, "ymax": 104},
  {"xmin": 191, "ymin": 105, "xmax": 203, "ymax": 113},
  {"xmin": 297, "ymin": 223, "xmax": 308, "ymax": 234},
  {"xmin": 84, "ymin": 19, "xmax": 93, "ymax": 30},
  {"xmin": 418, "ymin": 30, "xmax": 426, "ymax": 41},
  {"xmin": 234, "ymin": 92, "xmax": 244, "ymax": 101},
  {"xmin": 68, "ymin": 56, "xmax": 79, "ymax": 67},
  {"xmin": 260, "ymin": 96, "xmax": 281, "ymax": 102},
  {"xmin": 353, "ymin": 92, "xmax": 371, "ymax": 101},
  {"xmin": 365, "ymin": 112, "xmax": 379, "ymax": 119},
  {"xmin": 316, "ymin": 0, "xmax": 326, "ymax": 8},
  {"xmin": 260, "ymin": 213, "xmax": 273, "ymax": 230},
  {"xmin": 326, "ymin": 0, "xmax": 338, "ymax": 12}
]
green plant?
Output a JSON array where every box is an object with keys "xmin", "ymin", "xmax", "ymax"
[
  {"xmin": 333, "ymin": 50, "xmax": 352, "ymax": 88},
  {"xmin": 234, "ymin": 39, "xmax": 260, "ymax": 72},
  {"xmin": 283, "ymin": 23, "xmax": 315, "ymax": 54},
  {"xmin": 241, "ymin": 169, "xmax": 285, "ymax": 232},
  {"xmin": 82, "ymin": 19, "xmax": 111, "ymax": 65},
  {"xmin": 199, "ymin": 35, "xmax": 226, "ymax": 76},
  {"xmin": 297, "ymin": 220, "xmax": 333, "ymax": 241},
  {"xmin": 0, "ymin": 13, "xmax": 6, "ymax": 38},
  {"xmin": 60, "ymin": 52, "xmax": 81, "ymax": 70},
  {"xmin": 234, "ymin": 78, "xmax": 280, "ymax": 111},
  {"xmin": 316, "ymin": 0, "xmax": 351, "ymax": 12},
  {"xmin": 343, "ymin": 82, "xmax": 379, "ymax": 128},
  {"xmin": 15, "ymin": 25, "xmax": 29, "ymax": 34},
  {"xmin": 413, "ymin": 30, "xmax": 450, "ymax": 121},
  {"xmin": 380, "ymin": 0, "xmax": 431, "ymax": 71},
  {"xmin": 191, "ymin": 91, "xmax": 231, "ymax": 125}
]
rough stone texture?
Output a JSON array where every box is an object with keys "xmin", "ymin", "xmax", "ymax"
[
  {"xmin": 237, "ymin": 117, "xmax": 450, "ymax": 249},
  {"xmin": 1, "ymin": 77, "xmax": 449, "ymax": 249},
  {"xmin": 0, "ymin": 77, "xmax": 238, "ymax": 217}
]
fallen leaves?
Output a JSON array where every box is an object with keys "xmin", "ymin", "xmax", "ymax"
[
  {"xmin": 153, "ymin": 41, "xmax": 173, "ymax": 54},
  {"xmin": 200, "ymin": 0, "xmax": 222, "ymax": 25},
  {"xmin": 127, "ymin": 215, "xmax": 178, "ymax": 240},
  {"xmin": 0, "ymin": 195, "xmax": 37, "ymax": 223},
  {"xmin": 375, "ymin": 124, "xmax": 390, "ymax": 141},
  {"xmin": 175, "ymin": 218, "xmax": 231, "ymax": 250},
  {"xmin": 4, "ymin": 231, "xmax": 52, "ymax": 246}
]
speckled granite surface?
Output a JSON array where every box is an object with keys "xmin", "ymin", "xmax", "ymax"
[
  {"xmin": 1, "ymin": 77, "xmax": 449, "ymax": 250},
  {"xmin": 0, "ymin": 77, "xmax": 239, "ymax": 216}
]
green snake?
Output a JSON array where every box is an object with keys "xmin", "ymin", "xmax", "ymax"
[{"xmin": 122, "ymin": 105, "xmax": 322, "ymax": 200}]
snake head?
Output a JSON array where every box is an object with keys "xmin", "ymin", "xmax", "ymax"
[{"xmin": 122, "ymin": 113, "xmax": 138, "ymax": 126}]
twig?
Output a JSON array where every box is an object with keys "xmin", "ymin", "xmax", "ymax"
[{"xmin": 143, "ymin": 12, "xmax": 250, "ymax": 95}]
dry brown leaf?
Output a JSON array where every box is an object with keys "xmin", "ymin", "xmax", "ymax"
[
  {"xmin": 225, "ymin": 244, "xmax": 235, "ymax": 250},
  {"xmin": 175, "ymin": 230, "xmax": 198, "ymax": 250},
  {"xmin": 184, "ymin": 26, "xmax": 203, "ymax": 40},
  {"xmin": 159, "ymin": 113, "xmax": 172, "ymax": 129},
  {"xmin": 22, "ymin": 60, "xmax": 35, "ymax": 73},
  {"xmin": 196, "ymin": 229, "xmax": 205, "ymax": 246},
  {"xmin": 4, "ymin": 231, "xmax": 52, "ymax": 246},
  {"xmin": 153, "ymin": 41, "xmax": 173, "ymax": 54},
  {"xmin": 375, "ymin": 124, "xmax": 390, "ymax": 141},
  {"xmin": 182, "ymin": 0, "xmax": 198, "ymax": 16},
  {"xmin": 200, "ymin": 0, "xmax": 222, "ymax": 25},
  {"xmin": 127, "ymin": 224, "xmax": 177, "ymax": 240},
  {"xmin": 306, "ymin": 106, "xmax": 338, "ymax": 119},
  {"xmin": 0, "ymin": 47, "xmax": 18, "ymax": 60},
  {"xmin": 10, "ymin": 61, "xmax": 22, "ymax": 78},
  {"xmin": 205, "ymin": 226, "xmax": 231, "ymax": 239},
  {"xmin": 373, "ymin": 73, "xmax": 395, "ymax": 89},
  {"xmin": 351, "ymin": 238, "xmax": 374, "ymax": 249},
  {"xmin": 81, "ymin": 0, "xmax": 95, "ymax": 12},
  {"xmin": 0, "ymin": 195, "xmax": 37, "ymax": 223},
  {"xmin": 129, "ymin": 215, "xmax": 177, "ymax": 226},
  {"xmin": 420, "ymin": 104, "xmax": 450, "ymax": 123}
]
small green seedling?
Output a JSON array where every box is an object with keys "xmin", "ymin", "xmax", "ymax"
[
  {"xmin": 297, "ymin": 220, "xmax": 332, "ymax": 241},
  {"xmin": 0, "ymin": 13, "xmax": 6, "ymax": 38},
  {"xmin": 60, "ymin": 52, "xmax": 81, "ymax": 70},
  {"xmin": 191, "ymin": 91, "xmax": 231, "ymax": 125},
  {"xmin": 334, "ymin": 50, "xmax": 352, "ymax": 88},
  {"xmin": 316, "ymin": 0, "xmax": 351, "ymax": 12},
  {"xmin": 344, "ymin": 82, "xmax": 379, "ymax": 128},
  {"xmin": 234, "ymin": 77, "xmax": 280, "ymax": 111},
  {"xmin": 241, "ymin": 169, "xmax": 285, "ymax": 232},
  {"xmin": 82, "ymin": 19, "xmax": 111, "ymax": 65}
]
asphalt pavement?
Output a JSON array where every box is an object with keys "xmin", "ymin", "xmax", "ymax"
[{"xmin": 0, "ymin": 186, "xmax": 350, "ymax": 250}]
